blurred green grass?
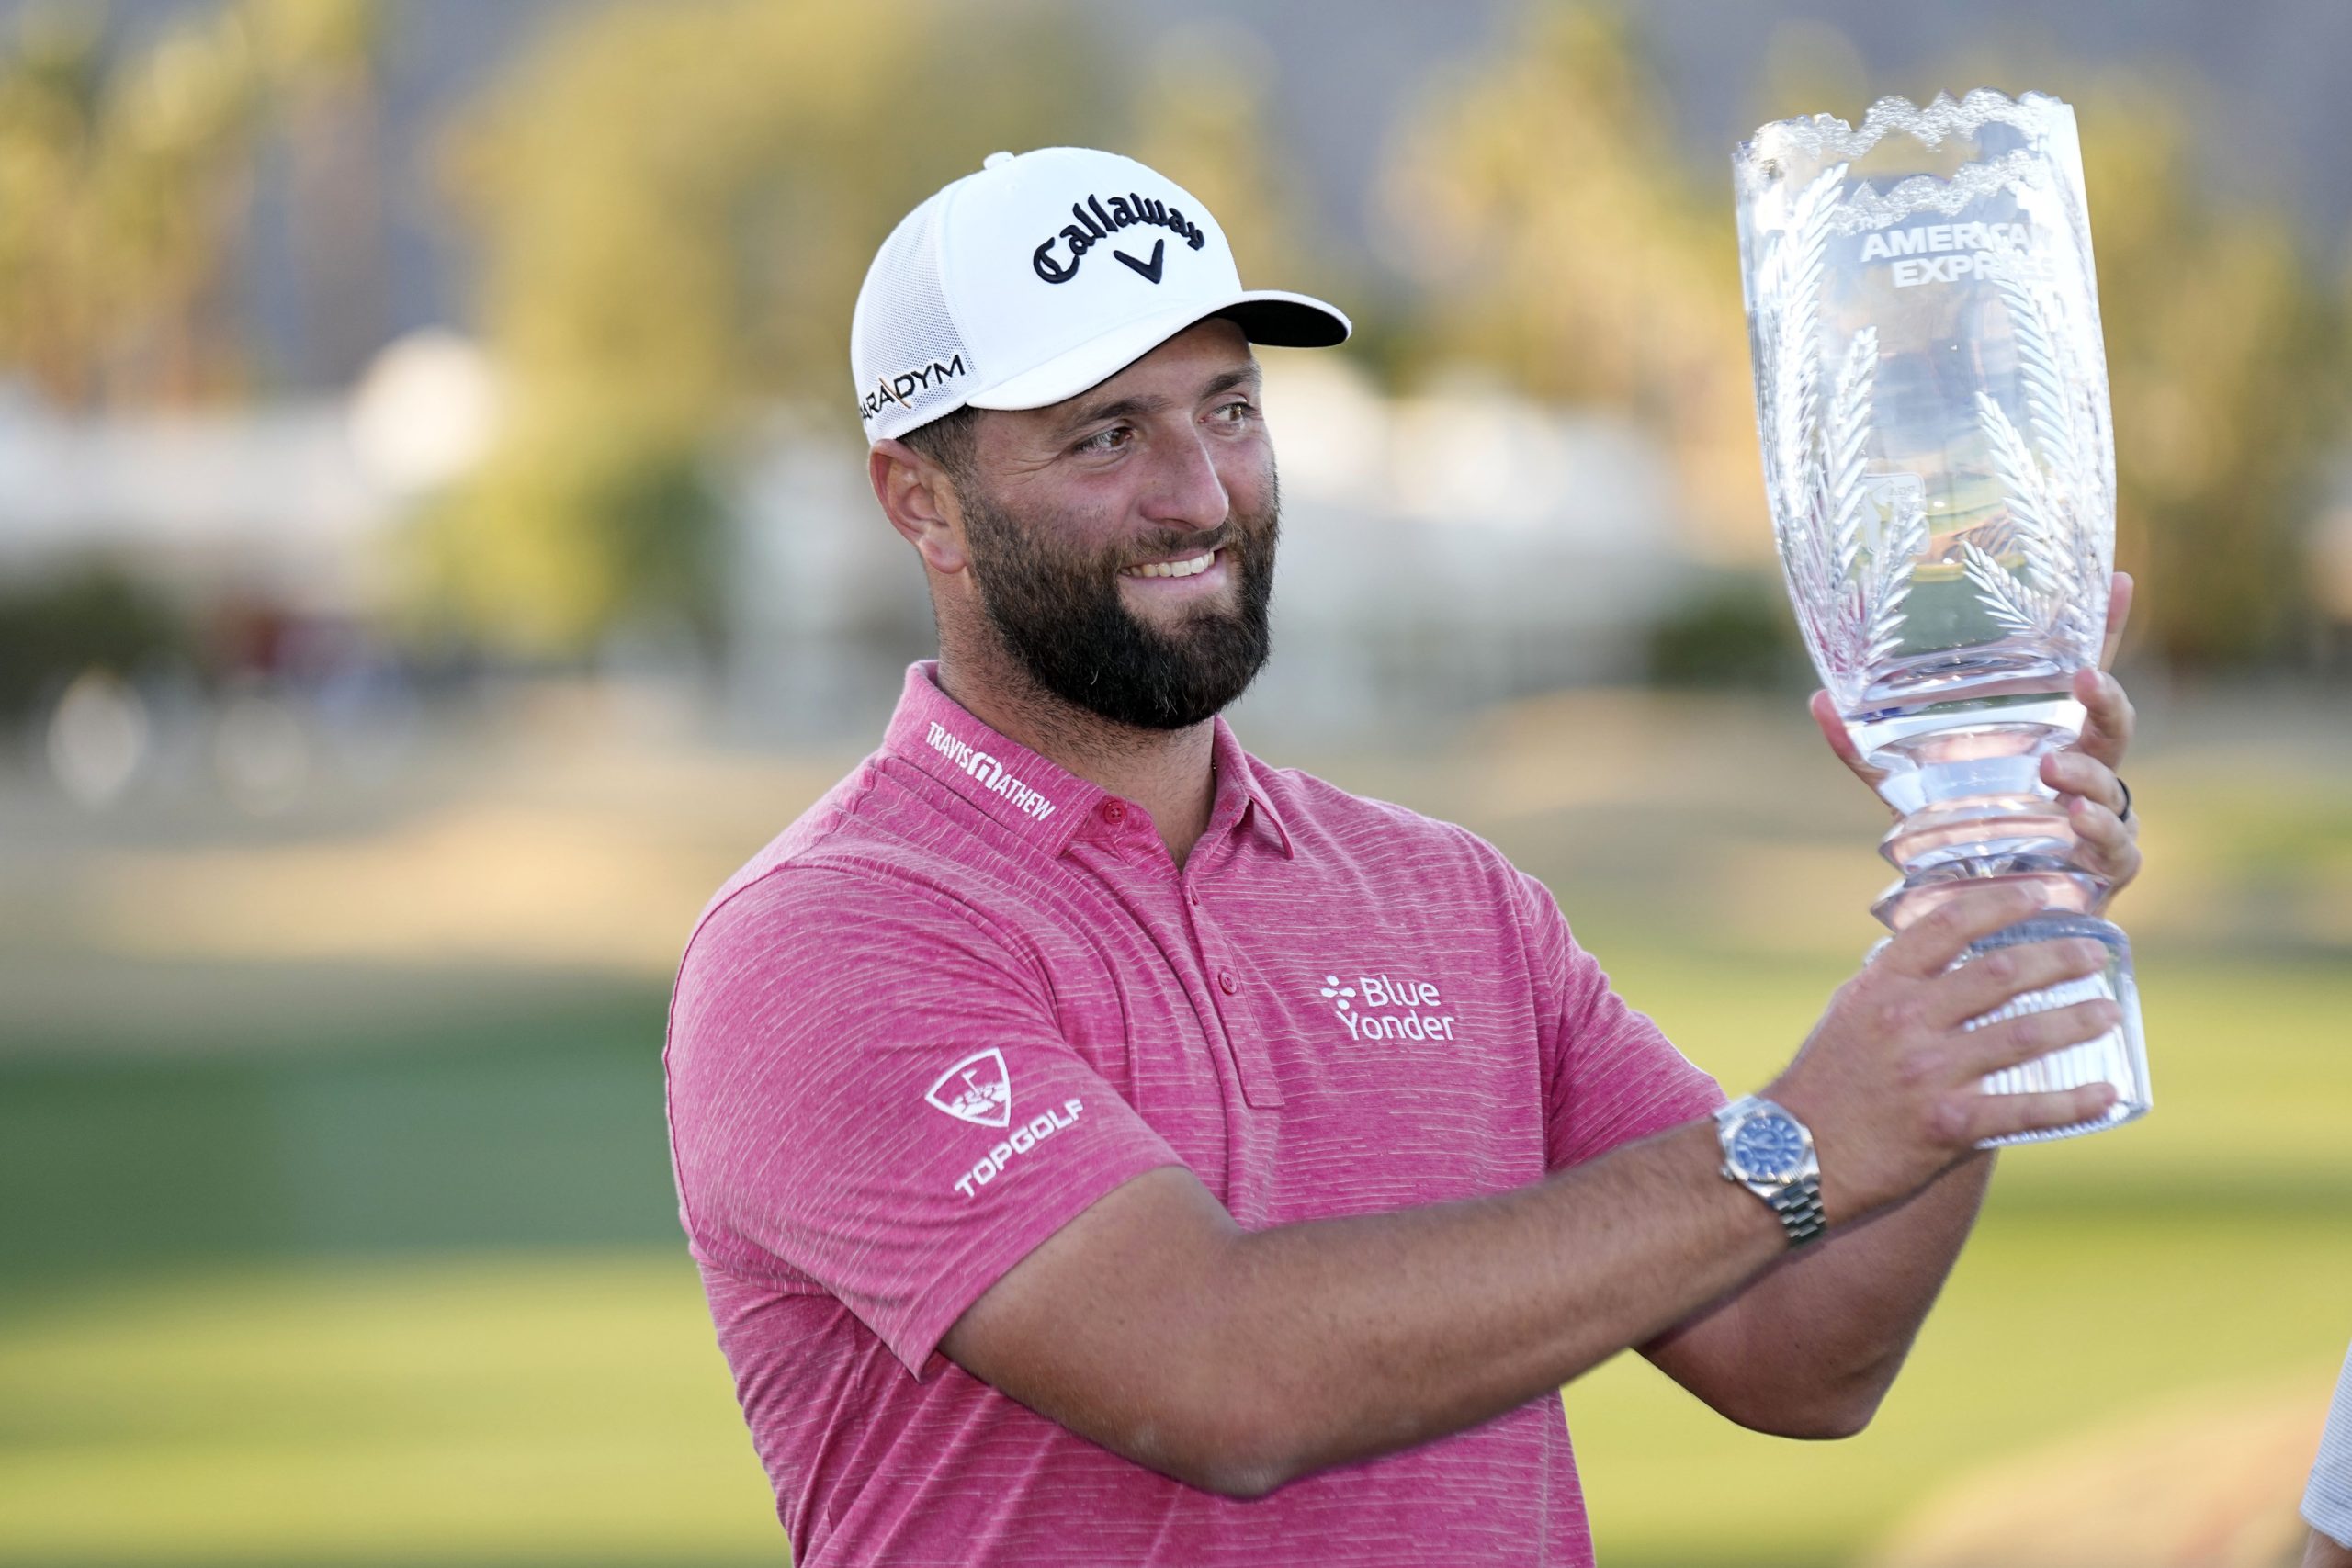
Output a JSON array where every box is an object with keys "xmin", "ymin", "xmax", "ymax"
[
  {"xmin": 0, "ymin": 1252, "xmax": 776, "ymax": 1567},
  {"xmin": 4, "ymin": 690, "xmax": 2347, "ymax": 1565},
  {"xmin": 1566, "ymin": 945, "xmax": 2352, "ymax": 1565},
  {"xmin": 2, "ymin": 945, "xmax": 2345, "ymax": 1566}
]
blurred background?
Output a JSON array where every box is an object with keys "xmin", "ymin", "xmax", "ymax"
[{"xmin": 1, "ymin": 1, "xmax": 2346, "ymax": 1563}]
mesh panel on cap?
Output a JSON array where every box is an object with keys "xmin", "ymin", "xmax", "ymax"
[{"xmin": 849, "ymin": 191, "xmax": 978, "ymax": 444}]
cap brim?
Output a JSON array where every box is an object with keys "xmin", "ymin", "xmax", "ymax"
[{"xmin": 966, "ymin": 289, "xmax": 1351, "ymax": 413}]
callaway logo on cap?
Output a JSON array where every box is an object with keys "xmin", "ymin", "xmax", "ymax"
[{"xmin": 850, "ymin": 147, "xmax": 1351, "ymax": 443}]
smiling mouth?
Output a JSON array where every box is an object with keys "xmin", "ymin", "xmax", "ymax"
[{"xmin": 1120, "ymin": 548, "xmax": 1219, "ymax": 580}]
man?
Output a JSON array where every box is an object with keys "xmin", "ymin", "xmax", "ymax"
[
  {"xmin": 2307, "ymin": 1341, "xmax": 2352, "ymax": 1567},
  {"xmin": 663, "ymin": 147, "xmax": 2144, "ymax": 1565}
]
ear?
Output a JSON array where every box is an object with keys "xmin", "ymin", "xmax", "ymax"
[{"xmin": 868, "ymin": 439, "xmax": 970, "ymax": 575}]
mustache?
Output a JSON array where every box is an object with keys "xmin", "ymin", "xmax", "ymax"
[
  {"xmin": 1105, "ymin": 468, "xmax": 1281, "ymax": 570},
  {"xmin": 1115, "ymin": 514, "xmax": 1270, "ymax": 569}
]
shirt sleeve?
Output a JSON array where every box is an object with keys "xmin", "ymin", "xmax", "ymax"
[
  {"xmin": 1508, "ymin": 867, "xmax": 1725, "ymax": 1170},
  {"xmin": 664, "ymin": 865, "xmax": 1187, "ymax": 1378},
  {"xmin": 2307, "ymin": 1338, "xmax": 2352, "ymax": 1548}
]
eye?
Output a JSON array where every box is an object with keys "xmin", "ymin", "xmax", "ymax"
[
  {"xmin": 1212, "ymin": 397, "xmax": 1259, "ymax": 425},
  {"xmin": 1073, "ymin": 424, "xmax": 1133, "ymax": 457}
]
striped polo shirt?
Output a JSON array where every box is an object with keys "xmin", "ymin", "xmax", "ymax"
[
  {"xmin": 2309, "ymin": 1339, "xmax": 2352, "ymax": 1547},
  {"xmin": 663, "ymin": 660, "xmax": 1723, "ymax": 1565}
]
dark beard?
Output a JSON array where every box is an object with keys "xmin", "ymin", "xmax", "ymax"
[{"xmin": 959, "ymin": 481, "xmax": 1278, "ymax": 731}]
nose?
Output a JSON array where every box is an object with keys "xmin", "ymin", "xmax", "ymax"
[{"xmin": 1139, "ymin": 424, "xmax": 1231, "ymax": 535}]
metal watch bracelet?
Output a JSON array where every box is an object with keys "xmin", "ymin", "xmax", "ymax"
[{"xmin": 1766, "ymin": 1175, "xmax": 1827, "ymax": 1247}]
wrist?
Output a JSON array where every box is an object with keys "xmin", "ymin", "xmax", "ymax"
[{"xmin": 1714, "ymin": 1095, "xmax": 1826, "ymax": 1248}]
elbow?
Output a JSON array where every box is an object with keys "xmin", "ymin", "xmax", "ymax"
[
  {"xmin": 1732, "ymin": 1377, "xmax": 1889, "ymax": 1442},
  {"xmin": 1141, "ymin": 1369, "xmax": 1318, "ymax": 1499},
  {"xmin": 1157, "ymin": 1404, "xmax": 1309, "ymax": 1500},
  {"xmin": 1184, "ymin": 1453, "xmax": 1293, "ymax": 1502},
  {"xmin": 1143, "ymin": 1437, "xmax": 1292, "ymax": 1500},
  {"xmin": 1753, "ymin": 1397, "xmax": 1879, "ymax": 1442}
]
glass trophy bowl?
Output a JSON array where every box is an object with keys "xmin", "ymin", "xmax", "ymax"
[{"xmin": 1733, "ymin": 91, "xmax": 2150, "ymax": 1145}]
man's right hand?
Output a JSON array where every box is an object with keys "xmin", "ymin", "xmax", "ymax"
[{"xmin": 1766, "ymin": 883, "xmax": 2121, "ymax": 1224}]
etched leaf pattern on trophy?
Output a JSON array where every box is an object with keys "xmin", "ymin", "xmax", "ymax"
[
  {"xmin": 1961, "ymin": 255, "xmax": 2109, "ymax": 651},
  {"xmin": 1758, "ymin": 164, "xmax": 1924, "ymax": 690},
  {"xmin": 1734, "ymin": 94, "xmax": 2150, "ymax": 1145},
  {"xmin": 1864, "ymin": 478, "xmax": 1930, "ymax": 664}
]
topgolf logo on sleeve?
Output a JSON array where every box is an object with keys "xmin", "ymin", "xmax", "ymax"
[
  {"xmin": 923, "ymin": 1049, "xmax": 1086, "ymax": 1201},
  {"xmin": 925, "ymin": 1049, "xmax": 1012, "ymax": 1128}
]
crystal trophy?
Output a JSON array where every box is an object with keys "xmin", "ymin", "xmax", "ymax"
[{"xmin": 1733, "ymin": 91, "xmax": 2150, "ymax": 1144}]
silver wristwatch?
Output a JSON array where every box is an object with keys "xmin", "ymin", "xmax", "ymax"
[{"xmin": 1714, "ymin": 1094, "xmax": 1826, "ymax": 1247}]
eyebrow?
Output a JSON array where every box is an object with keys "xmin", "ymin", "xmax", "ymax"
[{"xmin": 1057, "ymin": 363, "xmax": 1262, "ymax": 437}]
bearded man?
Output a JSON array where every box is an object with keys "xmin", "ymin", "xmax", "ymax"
[{"xmin": 663, "ymin": 148, "xmax": 2145, "ymax": 1566}]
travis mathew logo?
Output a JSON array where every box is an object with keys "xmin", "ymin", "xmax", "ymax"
[
  {"xmin": 1317, "ymin": 973, "xmax": 1458, "ymax": 1043},
  {"xmin": 925, "ymin": 721, "xmax": 1056, "ymax": 820},
  {"xmin": 1033, "ymin": 191, "xmax": 1205, "ymax": 285},
  {"xmin": 860, "ymin": 352, "xmax": 967, "ymax": 424},
  {"xmin": 924, "ymin": 1048, "xmax": 1086, "ymax": 1201}
]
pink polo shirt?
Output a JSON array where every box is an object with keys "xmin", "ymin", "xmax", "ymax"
[{"xmin": 664, "ymin": 662, "xmax": 1723, "ymax": 1566}]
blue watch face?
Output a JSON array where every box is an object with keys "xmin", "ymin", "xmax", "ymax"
[{"xmin": 1731, "ymin": 1113, "xmax": 1807, "ymax": 1181}]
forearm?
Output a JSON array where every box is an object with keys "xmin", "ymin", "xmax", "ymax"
[
  {"xmin": 1195, "ymin": 1119, "xmax": 1786, "ymax": 1489},
  {"xmin": 1694, "ymin": 1152, "xmax": 1995, "ymax": 1432},
  {"xmin": 949, "ymin": 887, "xmax": 2121, "ymax": 1494}
]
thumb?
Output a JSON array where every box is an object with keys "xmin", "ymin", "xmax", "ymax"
[{"xmin": 1811, "ymin": 689, "xmax": 1886, "ymax": 789}]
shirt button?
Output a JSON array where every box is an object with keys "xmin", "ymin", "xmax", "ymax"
[
  {"xmin": 1217, "ymin": 969, "xmax": 1238, "ymax": 995},
  {"xmin": 1102, "ymin": 800, "xmax": 1126, "ymax": 823}
]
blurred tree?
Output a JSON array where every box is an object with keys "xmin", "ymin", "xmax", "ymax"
[
  {"xmin": 425, "ymin": 0, "xmax": 1107, "ymax": 660},
  {"xmin": 1645, "ymin": 571, "xmax": 1809, "ymax": 690},
  {"xmin": 1778, "ymin": 53, "xmax": 2345, "ymax": 671},
  {"xmin": 0, "ymin": 4, "xmax": 256, "ymax": 406},
  {"xmin": 1385, "ymin": 0, "xmax": 2344, "ymax": 672},
  {"xmin": 1127, "ymin": 22, "xmax": 1325, "ymax": 303},
  {"xmin": 0, "ymin": 562, "xmax": 187, "ymax": 717},
  {"xmin": 1122, "ymin": 21, "xmax": 1398, "ymax": 384},
  {"xmin": 0, "ymin": 0, "xmax": 378, "ymax": 409},
  {"xmin": 2069, "ymin": 72, "xmax": 2339, "ymax": 670},
  {"xmin": 1380, "ymin": 3, "xmax": 1768, "ymax": 565},
  {"xmin": 254, "ymin": 0, "xmax": 390, "ymax": 386}
]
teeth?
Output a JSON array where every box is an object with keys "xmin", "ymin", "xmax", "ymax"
[{"xmin": 1125, "ymin": 550, "xmax": 1216, "ymax": 580}]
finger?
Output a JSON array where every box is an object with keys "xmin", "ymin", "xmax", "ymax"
[
  {"xmin": 1961, "ymin": 996, "xmax": 2126, "ymax": 1077},
  {"xmin": 2067, "ymin": 798, "xmax": 2143, "ymax": 895},
  {"xmin": 1884, "ymin": 883, "xmax": 2044, "ymax": 977},
  {"xmin": 1936, "ymin": 936, "xmax": 2110, "ymax": 1027},
  {"xmin": 1810, "ymin": 689, "xmax": 1885, "ymax": 788},
  {"xmin": 2041, "ymin": 750, "xmax": 2129, "ymax": 817},
  {"xmin": 1964, "ymin": 1080, "xmax": 2120, "ymax": 1145},
  {"xmin": 2098, "ymin": 571, "xmax": 2134, "ymax": 670},
  {"xmin": 2067, "ymin": 667, "xmax": 2134, "ymax": 771},
  {"xmin": 2067, "ymin": 790, "xmax": 2141, "ymax": 854}
]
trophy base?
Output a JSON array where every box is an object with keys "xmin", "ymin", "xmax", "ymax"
[
  {"xmin": 1877, "ymin": 894, "xmax": 2153, "ymax": 1149},
  {"xmin": 1960, "ymin": 909, "xmax": 2150, "ymax": 1147},
  {"xmin": 1853, "ymin": 702, "xmax": 2153, "ymax": 1148}
]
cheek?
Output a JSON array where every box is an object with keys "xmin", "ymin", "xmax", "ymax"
[
  {"xmin": 984, "ymin": 483, "xmax": 1130, "ymax": 567},
  {"xmin": 1218, "ymin": 445, "xmax": 1277, "ymax": 514}
]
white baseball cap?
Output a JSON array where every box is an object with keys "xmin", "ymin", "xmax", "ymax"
[{"xmin": 850, "ymin": 146, "xmax": 1351, "ymax": 444}]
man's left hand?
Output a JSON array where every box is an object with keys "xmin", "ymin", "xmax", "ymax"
[{"xmin": 1806, "ymin": 570, "xmax": 2141, "ymax": 904}]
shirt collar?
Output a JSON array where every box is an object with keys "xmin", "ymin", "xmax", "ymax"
[
  {"xmin": 883, "ymin": 663, "xmax": 1102, "ymax": 852},
  {"xmin": 882, "ymin": 662, "xmax": 1292, "ymax": 861},
  {"xmin": 1208, "ymin": 710, "xmax": 1294, "ymax": 859}
]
